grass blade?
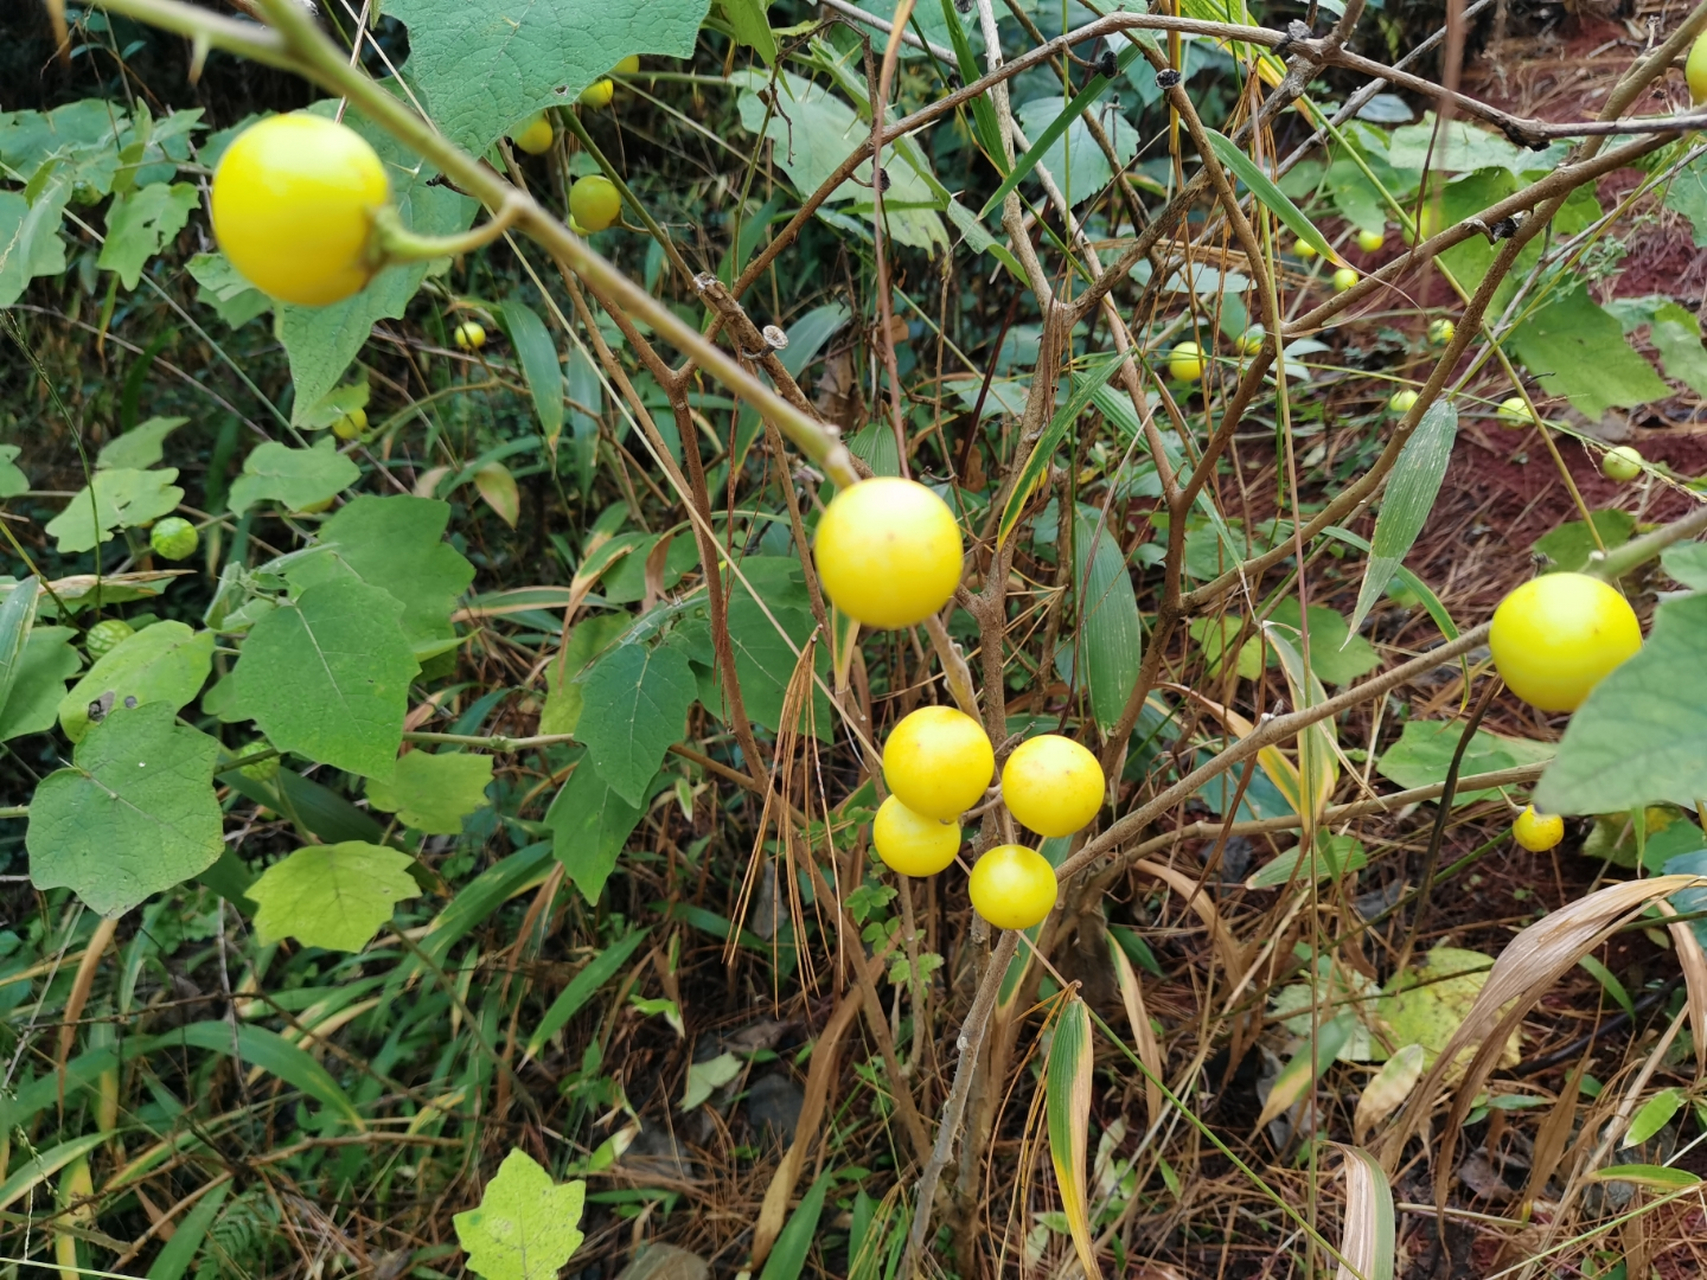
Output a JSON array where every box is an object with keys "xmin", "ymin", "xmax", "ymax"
[
  {"xmin": 758, "ymin": 1174, "xmax": 828, "ymax": 1280},
  {"xmin": 1256, "ymin": 1010, "xmax": 1354, "ymax": 1132},
  {"xmin": 1046, "ymin": 995, "xmax": 1100, "ymax": 1279},
  {"xmin": 524, "ymin": 926, "xmax": 650, "ymax": 1059},
  {"xmin": 0, "ymin": 575, "xmax": 38, "ymax": 728},
  {"xmin": 145, "ymin": 1180, "xmax": 231, "ymax": 1280},
  {"xmin": 0, "ymin": 1133, "xmax": 107, "ymax": 1212},
  {"xmin": 1329, "ymin": 1144, "xmax": 1395, "ymax": 1280},
  {"xmin": 1201, "ymin": 129, "xmax": 1343, "ymax": 264},
  {"xmin": 938, "ymin": 0, "xmax": 1005, "ymax": 173},
  {"xmin": 999, "ymin": 353, "xmax": 1123, "ymax": 548},
  {"xmin": 500, "ymin": 299, "xmax": 564, "ymax": 449},
  {"xmin": 1344, "ymin": 400, "xmax": 1459, "ymax": 637}
]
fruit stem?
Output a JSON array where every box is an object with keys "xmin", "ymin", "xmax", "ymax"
[{"xmin": 368, "ymin": 199, "xmax": 523, "ymax": 266}]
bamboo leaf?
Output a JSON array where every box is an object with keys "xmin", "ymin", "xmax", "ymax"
[
  {"xmin": 1329, "ymin": 1144, "xmax": 1396, "ymax": 1280},
  {"xmin": 144, "ymin": 1182, "xmax": 231, "ymax": 1280},
  {"xmin": 0, "ymin": 1133, "xmax": 108, "ymax": 1212},
  {"xmin": 1256, "ymin": 1009, "xmax": 1355, "ymax": 1132},
  {"xmin": 500, "ymin": 300, "xmax": 564, "ymax": 449},
  {"xmin": 999, "ymin": 353, "xmax": 1123, "ymax": 548},
  {"xmin": 938, "ymin": 0, "xmax": 1006, "ymax": 174},
  {"xmin": 1587, "ymin": 1164, "xmax": 1701, "ymax": 1189},
  {"xmin": 1073, "ymin": 506, "xmax": 1142, "ymax": 733},
  {"xmin": 1345, "ymin": 400, "xmax": 1459, "ymax": 636},
  {"xmin": 1624, "ymin": 1087, "xmax": 1685, "ymax": 1148},
  {"xmin": 1045, "ymin": 995, "xmax": 1100, "ymax": 1279},
  {"xmin": 1201, "ymin": 130, "xmax": 1342, "ymax": 265},
  {"xmin": 758, "ymin": 1175, "xmax": 829, "ymax": 1280}
]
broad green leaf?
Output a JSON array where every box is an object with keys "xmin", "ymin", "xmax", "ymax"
[
  {"xmin": 577, "ymin": 641, "xmax": 697, "ymax": 805},
  {"xmin": 1665, "ymin": 152, "xmax": 1707, "ymax": 246},
  {"xmin": 1190, "ymin": 615, "xmax": 1262, "ymax": 681},
  {"xmin": 1267, "ymin": 599, "xmax": 1381, "ymax": 687},
  {"xmin": 1073, "ymin": 506, "xmax": 1142, "ymax": 733},
  {"xmin": 144, "ymin": 1181, "xmax": 230, "ymax": 1280},
  {"xmin": 26, "ymin": 703, "xmax": 224, "ymax": 916},
  {"xmin": 1000, "ymin": 352, "xmax": 1123, "ymax": 548},
  {"xmin": 248, "ymin": 841, "xmax": 421, "ymax": 952},
  {"xmin": 296, "ymin": 379, "xmax": 371, "ymax": 432},
  {"xmin": 1386, "ymin": 114, "xmax": 1560, "ymax": 177},
  {"xmin": 1623, "ymin": 1087, "xmax": 1683, "ymax": 1148},
  {"xmin": 500, "ymin": 299, "xmax": 564, "ymax": 447},
  {"xmin": 0, "ymin": 178, "xmax": 72, "ymax": 308},
  {"xmin": 59, "ymin": 620, "xmax": 213, "ymax": 742},
  {"xmin": 524, "ymin": 927, "xmax": 650, "ymax": 1058},
  {"xmin": 1533, "ymin": 509, "xmax": 1635, "ymax": 573},
  {"xmin": 1346, "ymin": 400, "xmax": 1458, "ymax": 636},
  {"xmin": 540, "ymin": 614, "xmax": 628, "ymax": 736},
  {"xmin": 281, "ymin": 496, "xmax": 475, "ymax": 648},
  {"xmin": 721, "ymin": 0, "xmax": 778, "ymax": 64},
  {"xmin": 453, "ymin": 1149, "xmax": 586, "ymax": 1280},
  {"xmin": 1011, "ymin": 88, "xmax": 1140, "ymax": 210},
  {"xmin": 1202, "ymin": 129, "xmax": 1338, "ymax": 263},
  {"xmin": 390, "ymin": 0, "xmax": 711, "ymax": 151},
  {"xmin": 681, "ymin": 1050, "xmax": 742, "ymax": 1110},
  {"xmin": 97, "ymin": 415, "xmax": 188, "ymax": 470},
  {"xmin": 1377, "ymin": 947, "xmax": 1517, "ymax": 1075},
  {"xmin": 1662, "ymin": 541, "xmax": 1707, "ymax": 590},
  {"xmin": 1257, "ymin": 1009, "xmax": 1356, "ymax": 1131},
  {"xmin": 1586, "ymin": 1164, "xmax": 1702, "ymax": 1189},
  {"xmin": 758, "ymin": 1176, "xmax": 828, "ymax": 1280},
  {"xmin": 723, "ymin": 560, "xmax": 829, "ymax": 738},
  {"xmin": 231, "ymin": 578, "xmax": 420, "ymax": 778},
  {"xmin": 227, "ymin": 439, "xmax": 359, "ymax": 514},
  {"xmin": 186, "ymin": 251, "xmax": 270, "ymax": 328},
  {"xmin": 1044, "ymin": 996, "xmax": 1097, "ymax": 1280},
  {"xmin": 0, "ymin": 626, "xmax": 80, "ymax": 741},
  {"xmin": 0, "ymin": 443, "xmax": 26, "ymax": 497},
  {"xmin": 279, "ymin": 99, "xmax": 477, "ymax": 418},
  {"xmin": 45, "ymin": 467, "xmax": 183, "ymax": 553},
  {"xmin": 1651, "ymin": 302, "xmax": 1707, "ymax": 397},
  {"xmin": 367, "ymin": 751, "xmax": 493, "ymax": 834},
  {"xmin": 1377, "ymin": 720, "xmax": 1554, "ymax": 805},
  {"xmin": 1536, "ymin": 593, "xmax": 1707, "ymax": 815},
  {"xmin": 545, "ymin": 753, "xmax": 649, "ymax": 903},
  {"xmin": 96, "ymin": 182, "xmax": 197, "ymax": 288},
  {"xmin": 1507, "ymin": 287, "xmax": 1668, "ymax": 419},
  {"xmin": 0, "ymin": 575, "xmax": 39, "ymax": 731}
]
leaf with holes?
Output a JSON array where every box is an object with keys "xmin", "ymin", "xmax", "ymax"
[{"xmin": 58, "ymin": 620, "xmax": 213, "ymax": 743}]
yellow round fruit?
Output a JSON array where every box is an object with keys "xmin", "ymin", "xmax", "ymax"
[
  {"xmin": 872, "ymin": 796, "xmax": 961, "ymax": 876},
  {"xmin": 1356, "ymin": 227, "xmax": 1386, "ymax": 253},
  {"xmin": 1489, "ymin": 572, "xmax": 1642, "ymax": 713},
  {"xmin": 1000, "ymin": 735, "xmax": 1105, "ymax": 838},
  {"xmin": 1427, "ymin": 317, "xmax": 1456, "ymax": 346},
  {"xmin": 569, "ymin": 176, "xmax": 623, "ymax": 233},
  {"xmin": 1389, "ymin": 388, "xmax": 1419, "ymax": 416},
  {"xmin": 814, "ymin": 477, "xmax": 963, "ymax": 629},
  {"xmin": 293, "ymin": 496, "xmax": 335, "ymax": 515},
  {"xmin": 332, "ymin": 407, "xmax": 368, "ymax": 441},
  {"xmin": 1238, "ymin": 327, "xmax": 1265, "ymax": 356},
  {"xmin": 512, "ymin": 113, "xmax": 555, "ymax": 156},
  {"xmin": 968, "ymin": 845, "xmax": 1058, "ymax": 931},
  {"xmin": 211, "ymin": 113, "xmax": 391, "ymax": 307},
  {"xmin": 1496, "ymin": 396, "xmax": 1534, "ymax": 428},
  {"xmin": 1332, "ymin": 266, "xmax": 1358, "ymax": 292},
  {"xmin": 1294, "ymin": 238, "xmax": 1317, "ymax": 260},
  {"xmin": 1689, "ymin": 29, "xmax": 1707, "ymax": 103},
  {"xmin": 1512, "ymin": 804, "xmax": 1565, "ymax": 853},
  {"xmin": 882, "ymin": 706, "xmax": 994, "ymax": 821},
  {"xmin": 1602, "ymin": 445, "xmax": 1643, "ymax": 482},
  {"xmin": 454, "ymin": 321, "xmax": 486, "ymax": 351},
  {"xmin": 1167, "ymin": 341, "xmax": 1206, "ymax": 382},
  {"xmin": 580, "ymin": 78, "xmax": 616, "ymax": 108},
  {"xmin": 614, "ymin": 55, "xmax": 641, "ymax": 75}
]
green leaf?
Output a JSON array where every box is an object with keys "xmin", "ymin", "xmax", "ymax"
[
  {"xmin": 577, "ymin": 641, "xmax": 697, "ymax": 805},
  {"xmin": 1257, "ymin": 1009, "xmax": 1356, "ymax": 1130},
  {"xmin": 545, "ymin": 753, "xmax": 650, "ymax": 903},
  {"xmin": 454, "ymin": 1149, "xmax": 586, "ymax": 1280},
  {"xmin": 1246, "ymin": 834, "xmax": 1368, "ymax": 889},
  {"xmin": 289, "ymin": 496, "xmax": 475, "ymax": 646},
  {"xmin": 26, "ymin": 703, "xmax": 224, "ymax": 916},
  {"xmin": 1507, "ymin": 287, "xmax": 1669, "ymax": 419},
  {"xmin": 722, "ymin": 560, "xmax": 829, "ymax": 738},
  {"xmin": 0, "ymin": 178, "xmax": 72, "ymax": 308},
  {"xmin": 1044, "ymin": 996, "xmax": 1097, "ymax": 1280},
  {"xmin": 525, "ymin": 929, "xmax": 651, "ymax": 1060},
  {"xmin": 720, "ymin": 0, "xmax": 778, "ymax": 64},
  {"xmin": 97, "ymin": 416, "xmax": 188, "ymax": 470},
  {"xmin": 1533, "ymin": 509, "xmax": 1636, "ymax": 573},
  {"xmin": 1376, "ymin": 719, "xmax": 1554, "ymax": 804},
  {"xmin": 1267, "ymin": 599, "xmax": 1381, "ymax": 687},
  {"xmin": 227, "ymin": 439, "xmax": 360, "ymax": 514},
  {"xmin": 1202, "ymin": 129, "xmax": 1338, "ymax": 263},
  {"xmin": 0, "ymin": 626, "xmax": 80, "ymax": 742},
  {"xmin": 390, "ymin": 0, "xmax": 711, "ymax": 151},
  {"xmin": 45, "ymin": 467, "xmax": 184, "ymax": 553},
  {"xmin": 681, "ymin": 1050, "xmax": 742, "ymax": 1110},
  {"xmin": 1662, "ymin": 542, "xmax": 1707, "ymax": 590},
  {"xmin": 1073, "ymin": 506, "xmax": 1142, "ymax": 733},
  {"xmin": 1625, "ymin": 1088, "xmax": 1686, "ymax": 1147},
  {"xmin": 186, "ymin": 251, "xmax": 270, "ymax": 328},
  {"xmin": 96, "ymin": 182, "xmax": 197, "ymax": 288},
  {"xmin": 0, "ymin": 1134, "xmax": 109, "ymax": 1213},
  {"xmin": 540, "ymin": 615, "xmax": 628, "ymax": 736},
  {"xmin": 0, "ymin": 576, "xmax": 40, "ymax": 732},
  {"xmin": 1377, "ymin": 946, "xmax": 1517, "ymax": 1073},
  {"xmin": 367, "ymin": 751, "xmax": 493, "ymax": 834},
  {"xmin": 231, "ymin": 578, "xmax": 420, "ymax": 779},
  {"xmin": 1000, "ymin": 352, "xmax": 1123, "ymax": 548},
  {"xmin": 172, "ymin": 1020, "xmax": 363, "ymax": 1126},
  {"xmin": 58, "ymin": 620, "xmax": 213, "ymax": 742},
  {"xmin": 1651, "ymin": 302, "xmax": 1707, "ymax": 397},
  {"xmin": 1347, "ymin": 400, "xmax": 1458, "ymax": 636},
  {"xmin": 248, "ymin": 841, "xmax": 421, "ymax": 952},
  {"xmin": 1385, "ymin": 115, "xmax": 1559, "ymax": 178},
  {"xmin": 296, "ymin": 378, "xmax": 371, "ymax": 432},
  {"xmin": 500, "ymin": 299, "xmax": 565, "ymax": 447},
  {"xmin": 1536, "ymin": 592, "xmax": 1707, "ymax": 815},
  {"xmin": 1189, "ymin": 615, "xmax": 1262, "ymax": 681},
  {"xmin": 144, "ymin": 1181, "xmax": 230, "ymax": 1280},
  {"xmin": 1586, "ymin": 1164, "xmax": 1702, "ymax": 1189},
  {"xmin": 0, "ymin": 444, "xmax": 26, "ymax": 498},
  {"xmin": 1665, "ymin": 152, "xmax": 1707, "ymax": 246},
  {"xmin": 758, "ymin": 1176, "xmax": 829, "ymax": 1280},
  {"xmin": 278, "ymin": 99, "xmax": 477, "ymax": 418}
]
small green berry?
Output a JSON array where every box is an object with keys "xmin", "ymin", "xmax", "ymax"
[
  {"xmin": 150, "ymin": 516, "xmax": 198, "ymax": 561},
  {"xmin": 1497, "ymin": 396, "xmax": 1535, "ymax": 428},
  {"xmin": 1356, "ymin": 227, "xmax": 1386, "ymax": 253},
  {"xmin": 235, "ymin": 740, "xmax": 280, "ymax": 782},
  {"xmin": 1332, "ymin": 267, "xmax": 1358, "ymax": 292},
  {"xmin": 1427, "ymin": 318, "xmax": 1456, "ymax": 346},
  {"xmin": 1389, "ymin": 389, "xmax": 1420, "ymax": 416},
  {"xmin": 85, "ymin": 619, "xmax": 135, "ymax": 660},
  {"xmin": 333, "ymin": 407, "xmax": 369, "ymax": 441},
  {"xmin": 1601, "ymin": 445, "xmax": 1644, "ymax": 482}
]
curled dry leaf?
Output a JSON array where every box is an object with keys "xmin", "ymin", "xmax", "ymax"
[{"xmin": 1353, "ymin": 1043, "xmax": 1425, "ymax": 1146}]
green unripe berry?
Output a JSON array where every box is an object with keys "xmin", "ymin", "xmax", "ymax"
[
  {"xmin": 235, "ymin": 740, "xmax": 280, "ymax": 782},
  {"xmin": 333, "ymin": 407, "xmax": 368, "ymax": 441},
  {"xmin": 1332, "ymin": 267, "xmax": 1358, "ymax": 292},
  {"xmin": 1427, "ymin": 318, "xmax": 1456, "ymax": 346},
  {"xmin": 1496, "ymin": 396, "xmax": 1535, "ymax": 428},
  {"xmin": 1294, "ymin": 238, "xmax": 1317, "ymax": 260},
  {"xmin": 85, "ymin": 619, "xmax": 134, "ymax": 660},
  {"xmin": 150, "ymin": 516, "xmax": 198, "ymax": 561},
  {"xmin": 1356, "ymin": 227, "xmax": 1386, "ymax": 253},
  {"xmin": 1601, "ymin": 445, "xmax": 1643, "ymax": 482},
  {"xmin": 1389, "ymin": 389, "xmax": 1419, "ymax": 416},
  {"xmin": 569, "ymin": 176, "xmax": 622, "ymax": 233}
]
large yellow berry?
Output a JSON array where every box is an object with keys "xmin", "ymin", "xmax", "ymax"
[
  {"xmin": 211, "ymin": 113, "xmax": 391, "ymax": 307},
  {"xmin": 569, "ymin": 176, "xmax": 622, "ymax": 233},
  {"xmin": 882, "ymin": 706, "xmax": 993, "ymax": 821},
  {"xmin": 814, "ymin": 477, "xmax": 963, "ymax": 629},
  {"xmin": 614, "ymin": 55, "xmax": 641, "ymax": 75},
  {"xmin": 968, "ymin": 845, "xmax": 1058, "ymax": 930},
  {"xmin": 1167, "ymin": 341, "xmax": 1206, "ymax": 382},
  {"xmin": 1689, "ymin": 29, "xmax": 1707, "ymax": 103},
  {"xmin": 454, "ymin": 321, "xmax": 486, "ymax": 351},
  {"xmin": 1000, "ymin": 735, "xmax": 1104, "ymax": 838},
  {"xmin": 1512, "ymin": 804, "xmax": 1564, "ymax": 852},
  {"xmin": 1332, "ymin": 267, "xmax": 1358, "ymax": 292},
  {"xmin": 580, "ymin": 78, "xmax": 616, "ymax": 108},
  {"xmin": 872, "ymin": 796, "xmax": 961, "ymax": 877},
  {"xmin": 1489, "ymin": 573, "xmax": 1642, "ymax": 712},
  {"xmin": 512, "ymin": 113, "xmax": 555, "ymax": 156}
]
